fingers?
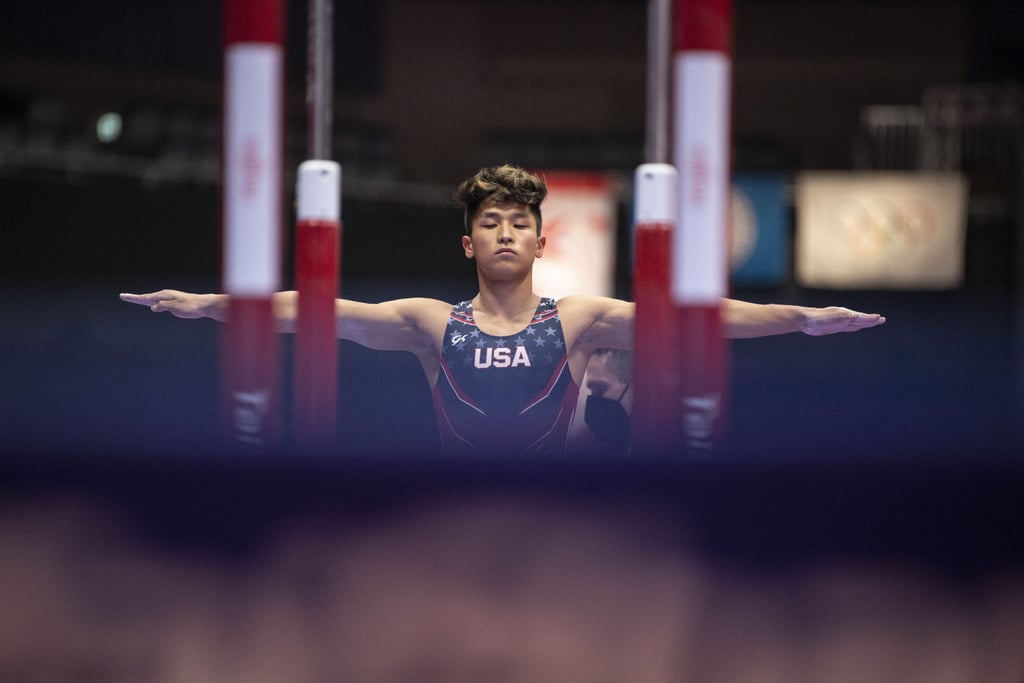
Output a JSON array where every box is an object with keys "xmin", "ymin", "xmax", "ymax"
[
  {"xmin": 120, "ymin": 292, "xmax": 164, "ymax": 307},
  {"xmin": 837, "ymin": 313, "xmax": 884, "ymax": 331},
  {"xmin": 853, "ymin": 313, "xmax": 886, "ymax": 329},
  {"xmin": 119, "ymin": 290, "xmax": 179, "ymax": 314},
  {"xmin": 851, "ymin": 312, "xmax": 885, "ymax": 329},
  {"xmin": 801, "ymin": 308, "xmax": 886, "ymax": 336}
]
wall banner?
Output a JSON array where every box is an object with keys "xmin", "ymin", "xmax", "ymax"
[{"xmin": 795, "ymin": 172, "xmax": 967, "ymax": 289}]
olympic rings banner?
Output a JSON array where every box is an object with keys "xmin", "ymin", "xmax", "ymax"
[{"xmin": 795, "ymin": 172, "xmax": 968, "ymax": 289}]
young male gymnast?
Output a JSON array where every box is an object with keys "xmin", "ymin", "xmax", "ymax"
[{"xmin": 121, "ymin": 165, "xmax": 885, "ymax": 455}]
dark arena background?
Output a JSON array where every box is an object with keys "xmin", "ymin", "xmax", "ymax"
[{"xmin": 1, "ymin": 0, "xmax": 1023, "ymax": 679}]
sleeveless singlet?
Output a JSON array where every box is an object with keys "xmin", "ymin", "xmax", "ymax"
[{"xmin": 431, "ymin": 298, "xmax": 580, "ymax": 455}]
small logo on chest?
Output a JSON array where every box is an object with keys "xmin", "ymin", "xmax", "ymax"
[{"xmin": 474, "ymin": 345, "xmax": 532, "ymax": 369}]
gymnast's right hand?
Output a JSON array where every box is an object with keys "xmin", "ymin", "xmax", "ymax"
[{"xmin": 120, "ymin": 290, "xmax": 223, "ymax": 320}]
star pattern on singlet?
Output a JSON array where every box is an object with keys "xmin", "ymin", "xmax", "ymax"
[{"xmin": 443, "ymin": 300, "xmax": 562, "ymax": 368}]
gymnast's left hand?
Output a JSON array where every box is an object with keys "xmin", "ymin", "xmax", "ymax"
[{"xmin": 799, "ymin": 307, "xmax": 886, "ymax": 336}]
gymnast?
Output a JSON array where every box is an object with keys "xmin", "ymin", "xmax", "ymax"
[{"xmin": 122, "ymin": 165, "xmax": 885, "ymax": 455}]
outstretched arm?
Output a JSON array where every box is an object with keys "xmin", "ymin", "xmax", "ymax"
[
  {"xmin": 120, "ymin": 290, "xmax": 296, "ymax": 331},
  {"xmin": 722, "ymin": 298, "xmax": 885, "ymax": 339},
  {"xmin": 120, "ymin": 289, "xmax": 449, "ymax": 355},
  {"xmin": 560, "ymin": 294, "xmax": 885, "ymax": 353}
]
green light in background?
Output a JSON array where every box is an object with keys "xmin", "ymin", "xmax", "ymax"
[{"xmin": 96, "ymin": 112, "xmax": 123, "ymax": 144}]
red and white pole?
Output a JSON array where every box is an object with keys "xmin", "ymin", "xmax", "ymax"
[
  {"xmin": 293, "ymin": 161, "xmax": 341, "ymax": 451},
  {"xmin": 632, "ymin": 164, "xmax": 680, "ymax": 455},
  {"xmin": 221, "ymin": 0, "xmax": 285, "ymax": 452},
  {"xmin": 292, "ymin": 0, "xmax": 339, "ymax": 452},
  {"xmin": 671, "ymin": 0, "xmax": 732, "ymax": 457}
]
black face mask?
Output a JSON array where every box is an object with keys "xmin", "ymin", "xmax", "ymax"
[{"xmin": 584, "ymin": 382, "xmax": 631, "ymax": 453}]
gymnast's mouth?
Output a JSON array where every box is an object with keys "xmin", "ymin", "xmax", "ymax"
[{"xmin": 495, "ymin": 248, "xmax": 516, "ymax": 255}]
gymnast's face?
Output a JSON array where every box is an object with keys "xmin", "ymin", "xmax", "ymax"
[{"xmin": 462, "ymin": 198, "xmax": 545, "ymax": 274}]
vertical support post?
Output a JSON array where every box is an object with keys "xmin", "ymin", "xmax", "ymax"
[
  {"xmin": 307, "ymin": 0, "xmax": 333, "ymax": 160},
  {"xmin": 632, "ymin": 164, "xmax": 679, "ymax": 455},
  {"xmin": 293, "ymin": 0, "xmax": 340, "ymax": 452},
  {"xmin": 671, "ymin": 0, "xmax": 732, "ymax": 458},
  {"xmin": 645, "ymin": 0, "xmax": 672, "ymax": 164},
  {"xmin": 221, "ymin": 0, "xmax": 285, "ymax": 452},
  {"xmin": 294, "ymin": 161, "xmax": 341, "ymax": 451}
]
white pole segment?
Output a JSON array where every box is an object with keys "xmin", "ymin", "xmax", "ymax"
[
  {"xmin": 635, "ymin": 163, "xmax": 678, "ymax": 223},
  {"xmin": 297, "ymin": 160, "xmax": 341, "ymax": 220},
  {"xmin": 224, "ymin": 44, "xmax": 284, "ymax": 296},
  {"xmin": 671, "ymin": 51, "xmax": 730, "ymax": 305}
]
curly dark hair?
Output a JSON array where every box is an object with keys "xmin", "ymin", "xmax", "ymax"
[{"xmin": 455, "ymin": 165, "xmax": 547, "ymax": 234}]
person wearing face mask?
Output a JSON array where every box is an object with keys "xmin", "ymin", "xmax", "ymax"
[{"xmin": 569, "ymin": 349, "xmax": 634, "ymax": 455}]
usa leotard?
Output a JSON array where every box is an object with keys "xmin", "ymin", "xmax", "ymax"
[{"xmin": 431, "ymin": 298, "xmax": 579, "ymax": 455}]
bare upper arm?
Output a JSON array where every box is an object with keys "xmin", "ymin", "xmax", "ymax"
[
  {"xmin": 335, "ymin": 297, "xmax": 450, "ymax": 355},
  {"xmin": 557, "ymin": 295, "xmax": 635, "ymax": 354}
]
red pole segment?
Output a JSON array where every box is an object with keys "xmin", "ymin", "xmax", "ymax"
[
  {"xmin": 293, "ymin": 161, "xmax": 341, "ymax": 452},
  {"xmin": 222, "ymin": 0, "xmax": 285, "ymax": 452},
  {"xmin": 671, "ymin": 0, "xmax": 732, "ymax": 458},
  {"xmin": 632, "ymin": 163, "xmax": 680, "ymax": 455}
]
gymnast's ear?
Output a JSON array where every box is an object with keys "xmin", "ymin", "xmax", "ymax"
[
  {"xmin": 462, "ymin": 234, "xmax": 474, "ymax": 259},
  {"xmin": 535, "ymin": 234, "xmax": 546, "ymax": 259}
]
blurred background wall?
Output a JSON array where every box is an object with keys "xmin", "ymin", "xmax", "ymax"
[{"xmin": 1, "ymin": 0, "xmax": 1020, "ymax": 283}]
